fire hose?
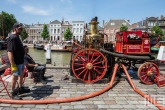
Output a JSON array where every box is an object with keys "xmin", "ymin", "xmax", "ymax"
[{"xmin": 0, "ymin": 64, "xmax": 164, "ymax": 109}]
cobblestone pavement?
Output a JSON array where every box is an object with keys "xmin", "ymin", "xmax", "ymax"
[{"xmin": 0, "ymin": 67, "xmax": 165, "ymax": 110}]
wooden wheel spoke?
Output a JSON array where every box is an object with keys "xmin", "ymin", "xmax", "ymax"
[
  {"xmin": 143, "ymin": 76, "xmax": 148, "ymax": 82},
  {"xmin": 83, "ymin": 70, "xmax": 88, "ymax": 80},
  {"xmin": 77, "ymin": 56, "xmax": 86, "ymax": 63},
  {"xmin": 74, "ymin": 63, "xmax": 84, "ymax": 66},
  {"xmin": 93, "ymin": 61, "xmax": 104, "ymax": 65},
  {"xmin": 75, "ymin": 67, "xmax": 84, "ymax": 71},
  {"xmin": 88, "ymin": 70, "xmax": 91, "ymax": 81},
  {"xmin": 141, "ymin": 74, "xmax": 147, "ymax": 78},
  {"xmin": 94, "ymin": 69, "xmax": 102, "ymax": 75},
  {"xmin": 90, "ymin": 52, "xmax": 95, "ymax": 63},
  {"xmin": 78, "ymin": 69, "xmax": 87, "ymax": 77},
  {"xmin": 92, "ymin": 55, "xmax": 101, "ymax": 63},
  {"xmin": 94, "ymin": 66, "xmax": 105, "ymax": 69}
]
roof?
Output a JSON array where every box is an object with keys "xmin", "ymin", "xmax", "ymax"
[
  {"xmin": 50, "ymin": 20, "xmax": 61, "ymax": 24},
  {"xmin": 104, "ymin": 19, "xmax": 131, "ymax": 28}
]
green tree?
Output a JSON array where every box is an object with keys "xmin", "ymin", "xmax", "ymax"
[
  {"xmin": 64, "ymin": 27, "xmax": 73, "ymax": 40},
  {"xmin": 120, "ymin": 24, "xmax": 128, "ymax": 31},
  {"xmin": 0, "ymin": 11, "xmax": 17, "ymax": 39},
  {"xmin": 41, "ymin": 24, "xmax": 49, "ymax": 40},
  {"xmin": 151, "ymin": 25, "xmax": 164, "ymax": 37},
  {"xmin": 20, "ymin": 28, "xmax": 28, "ymax": 41}
]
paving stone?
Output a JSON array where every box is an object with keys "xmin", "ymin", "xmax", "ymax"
[
  {"xmin": 22, "ymin": 104, "xmax": 35, "ymax": 108},
  {"xmin": 0, "ymin": 104, "xmax": 11, "ymax": 107},
  {"xmin": 35, "ymin": 105, "xmax": 48, "ymax": 108},
  {"xmin": 85, "ymin": 104, "xmax": 98, "ymax": 109},
  {"xmin": 73, "ymin": 105, "xmax": 86, "ymax": 109},
  {"xmin": 97, "ymin": 105, "xmax": 110, "ymax": 108},
  {"xmin": 3, "ymin": 108, "xmax": 16, "ymax": 110},
  {"xmin": 93, "ymin": 101, "xmax": 105, "ymax": 104},
  {"xmin": 17, "ymin": 108, "xmax": 30, "ymax": 110},
  {"xmin": 61, "ymin": 105, "xmax": 74, "ymax": 109},
  {"xmin": 10, "ymin": 104, "xmax": 22, "ymax": 108},
  {"xmin": 122, "ymin": 105, "xmax": 137, "ymax": 109},
  {"xmin": 0, "ymin": 107, "xmax": 3, "ymax": 110},
  {"xmin": 109, "ymin": 105, "xmax": 123, "ymax": 108},
  {"xmin": 47, "ymin": 105, "xmax": 60, "ymax": 109}
]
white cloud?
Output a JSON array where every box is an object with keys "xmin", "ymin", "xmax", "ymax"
[
  {"xmin": 22, "ymin": 5, "xmax": 52, "ymax": 16},
  {"xmin": 6, "ymin": 0, "xmax": 16, "ymax": 3}
]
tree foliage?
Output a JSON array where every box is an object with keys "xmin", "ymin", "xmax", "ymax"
[
  {"xmin": 41, "ymin": 24, "xmax": 49, "ymax": 40},
  {"xmin": 64, "ymin": 27, "xmax": 73, "ymax": 40},
  {"xmin": 120, "ymin": 24, "xmax": 128, "ymax": 31},
  {"xmin": 151, "ymin": 25, "xmax": 164, "ymax": 37},
  {"xmin": 20, "ymin": 28, "xmax": 28, "ymax": 41},
  {"xmin": 0, "ymin": 11, "xmax": 17, "ymax": 39}
]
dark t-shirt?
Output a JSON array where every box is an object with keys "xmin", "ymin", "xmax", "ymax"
[
  {"xmin": 24, "ymin": 54, "xmax": 35, "ymax": 71},
  {"xmin": 7, "ymin": 34, "xmax": 25, "ymax": 65}
]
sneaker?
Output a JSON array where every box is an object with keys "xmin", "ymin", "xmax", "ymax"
[
  {"xmin": 11, "ymin": 91, "xmax": 22, "ymax": 100},
  {"xmin": 18, "ymin": 87, "xmax": 30, "ymax": 94},
  {"xmin": 41, "ymin": 79, "xmax": 47, "ymax": 84}
]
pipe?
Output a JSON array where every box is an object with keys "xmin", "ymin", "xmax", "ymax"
[
  {"xmin": 100, "ymin": 49, "xmax": 155, "ymax": 60},
  {"xmin": 121, "ymin": 64, "xmax": 165, "ymax": 110},
  {"xmin": 0, "ymin": 64, "xmax": 118, "ymax": 104}
]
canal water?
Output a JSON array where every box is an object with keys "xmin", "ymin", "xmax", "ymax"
[{"xmin": 0, "ymin": 48, "xmax": 71, "ymax": 66}]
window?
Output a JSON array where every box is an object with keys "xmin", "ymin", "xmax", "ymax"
[
  {"xmin": 77, "ymin": 24, "xmax": 79, "ymax": 26},
  {"xmin": 80, "ymin": 28, "xmax": 83, "ymax": 33},
  {"xmin": 58, "ymin": 25, "xmax": 60, "ymax": 26},
  {"xmin": 106, "ymin": 29, "xmax": 109, "ymax": 34},
  {"xmin": 54, "ymin": 29, "xmax": 56, "ymax": 34},
  {"xmin": 58, "ymin": 29, "xmax": 60, "ymax": 33},
  {"xmin": 57, "ymin": 36, "xmax": 60, "ymax": 40},
  {"xmin": 122, "ymin": 23, "xmax": 126, "ymax": 25},
  {"xmin": 115, "ymin": 29, "xmax": 118, "ymax": 32},
  {"xmin": 73, "ymin": 28, "xmax": 75, "ymax": 33},
  {"xmin": 51, "ymin": 29, "xmax": 53, "ymax": 34},
  {"xmin": 111, "ymin": 23, "xmax": 115, "ymax": 25},
  {"xmin": 76, "ymin": 28, "xmax": 79, "ymax": 33},
  {"xmin": 80, "ymin": 24, "xmax": 83, "ymax": 26},
  {"xmin": 54, "ymin": 25, "xmax": 56, "ymax": 27},
  {"xmin": 110, "ymin": 30, "xmax": 113, "ymax": 33},
  {"xmin": 73, "ymin": 24, "xmax": 76, "ymax": 26}
]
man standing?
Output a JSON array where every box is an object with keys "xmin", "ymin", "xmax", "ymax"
[
  {"xmin": 7, "ymin": 23, "xmax": 30, "ymax": 100},
  {"xmin": 24, "ymin": 45, "xmax": 47, "ymax": 84}
]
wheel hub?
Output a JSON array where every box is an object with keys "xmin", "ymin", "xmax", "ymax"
[
  {"xmin": 86, "ymin": 63, "xmax": 93, "ymax": 70},
  {"xmin": 147, "ymin": 71, "xmax": 154, "ymax": 76}
]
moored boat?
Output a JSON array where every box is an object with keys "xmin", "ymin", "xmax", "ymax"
[{"xmin": 44, "ymin": 41, "xmax": 72, "ymax": 52}]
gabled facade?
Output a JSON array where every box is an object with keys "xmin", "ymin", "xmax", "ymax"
[
  {"xmin": 103, "ymin": 19, "xmax": 132, "ymax": 42},
  {"xmin": 49, "ymin": 20, "xmax": 61, "ymax": 42}
]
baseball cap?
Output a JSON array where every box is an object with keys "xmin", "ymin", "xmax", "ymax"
[{"xmin": 13, "ymin": 23, "xmax": 23, "ymax": 29}]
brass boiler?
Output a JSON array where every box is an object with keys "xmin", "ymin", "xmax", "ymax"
[{"xmin": 86, "ymin": 18, "xmax": 103, "ymax": 49}]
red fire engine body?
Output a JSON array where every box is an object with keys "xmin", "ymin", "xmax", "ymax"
[{"xmin": 115, "ymin": 30, "xmax": 150, "ymax": 55}]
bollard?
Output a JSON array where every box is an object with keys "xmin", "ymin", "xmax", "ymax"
[{"xmin": 46, "ymin": 43, "xmax": 51, "ymax": 64}]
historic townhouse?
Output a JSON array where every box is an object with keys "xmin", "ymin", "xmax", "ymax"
[
  {"xmin": 49, "ymin": 20, "xmax": 61, "ymax": 42},
  {"xmin": 72, "ymin": 21, "xmax": 84, "ymax": 42},
  {"xmin": 27, "ymin": 23, "xmax": 46, "ymax": 41},
  {"xmin": 103, "ymin": 19, "xmax": 132, "ymax": 42},
  {"xmin": 132, "ymin": 15, "xmax": 165, "ymax": 33}
]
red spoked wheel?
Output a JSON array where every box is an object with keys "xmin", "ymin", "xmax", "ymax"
[
  {"xmin": 137, "ymin": 62, "xmax": 160, "ymax": 84},
  {"xmin": 72, "ymin": 48, "xmax": 108, "ymax": 83}
]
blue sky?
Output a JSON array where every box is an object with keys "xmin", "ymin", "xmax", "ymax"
[{"xmin": 0, "ymin": 0, "xmax": 165, "ymax": 25}]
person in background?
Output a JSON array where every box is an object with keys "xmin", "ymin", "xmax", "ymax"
[
  {"xmin": 24, "ymin": 45, "xmax": 47, "ymax": 84},
  {"xmin": 7, "ymin": 23, "xmax": 30, "ymax": 100}
]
